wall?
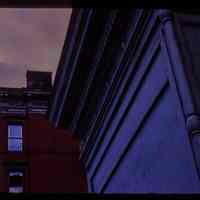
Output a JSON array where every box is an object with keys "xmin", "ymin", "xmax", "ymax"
[{"xmin": 0, "ymin": 113, "xmax": 87, "ymax": 192}]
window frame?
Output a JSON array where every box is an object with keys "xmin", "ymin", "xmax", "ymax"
[
  {"xmin": 7, "ymin": 167, "xmax": 25, "ymax": 193},
  {"xmin": 7, "ymin": 121, "xmax": 24, "ymax": 152}
]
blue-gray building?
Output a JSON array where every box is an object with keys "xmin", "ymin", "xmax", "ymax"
[{"xmin": 48, "ymin": 9, "xmax": 200, "ymax": 193}]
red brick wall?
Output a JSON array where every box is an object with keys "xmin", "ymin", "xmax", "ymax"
[
  {"xmin": 0, "ymin": 118, "xmax": 8, "ymax": 192},
  {"xmin": 0, "ymin": 114, "xmax": 87, "ymax": 192}
]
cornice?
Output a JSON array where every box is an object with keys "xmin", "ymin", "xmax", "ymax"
[
  {"xmin": 80, "ymin": 10, "xmax": 157, "ymax": 164},
  {"xmin": 49, "ymin": 9, "xmax": 94, "ymax": 128},
  {"xmin": 70, "ymin": 10, "xmax": 118, "ymax": 134}
]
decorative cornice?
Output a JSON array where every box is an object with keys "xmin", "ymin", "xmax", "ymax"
[
  {"xmin": 49, "ymin": 9, "xmax": 84, "ymax": 127},
  {"xmin": 0, "ymin": 87, "xmax": 51, "ymax": 116},
  {"xmin": 70, "ymin": 10, "xmax": 118, "ymax": 134},
  {"xmin": 79, "ymin": 9, "xmax": 150, "ymax": 162},
  {"xmin": 82, "ymin": 10, "xmax": 159, "ymax": 166},
  {"xmin": 49, "ymin": 9, "xmax": 94, "ymax": 128}
]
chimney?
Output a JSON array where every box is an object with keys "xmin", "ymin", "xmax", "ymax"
[{"xmin": 26, "ymin": 70, "xmax": 52, "ymax": 89}]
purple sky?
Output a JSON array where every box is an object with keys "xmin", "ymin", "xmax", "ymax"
[{"xmin": 0, "ymin": 8, "xmax": 72, "ymax": 88}]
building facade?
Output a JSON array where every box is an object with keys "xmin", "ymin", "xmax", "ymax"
[
  {"xmin": 49, "ymin": 9, "xmax": 200, "ymax": 193},
  {"xmin": 0, "ymin": 71, "xmax": 87, "ymax": 192}
]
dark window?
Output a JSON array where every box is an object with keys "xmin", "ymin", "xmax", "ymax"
[
  {"xmin": 8, "ymin": 124, "xmax": 23, "ymax": 151},
  {"xmin": 8, "ymin": 169, "xmax": 23, "ymax": 193}
]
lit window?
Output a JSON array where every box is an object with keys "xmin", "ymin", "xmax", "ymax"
[
  {"xmin": 8, "ymin": 170, "xmax": 24, "ymax": 193},
  {"xmin": 8, "ymin": 124, "xmax": 23, "ymax": 151}
]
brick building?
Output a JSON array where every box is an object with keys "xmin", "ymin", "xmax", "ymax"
[{"xmin": 0, "ymin": 71, "xmax": 87, "ymax": 193}]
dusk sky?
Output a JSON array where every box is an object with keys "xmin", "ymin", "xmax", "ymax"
[{"xmin": 0, "ymin": 8, "xmax": 72, "ymax": 88}]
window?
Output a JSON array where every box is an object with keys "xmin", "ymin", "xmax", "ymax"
[
  {"xmin": 8, "ymin": 169, "xmax": 24, "ymax": 193},
  {"xmin": 8, "ymin": 124, "xmax": 23, "ymax": 152}
]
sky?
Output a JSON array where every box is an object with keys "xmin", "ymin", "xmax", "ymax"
[{"xmin": 0, "ymin": 8, "xmax": 72, "ymax": 88}]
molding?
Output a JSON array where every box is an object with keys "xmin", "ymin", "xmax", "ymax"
[
  {"xmin": 56, "ymin": 9, "xmax": 94, "ymax": 126},
  {"xmin": 80, "ymin": 9, "xmax": 148, "ymax": 162},
  {"xmin": 160, "ymin": 11, "xmax": 196, "ymax": 120},
  {"xmin": 70, "ymin": 10, "xmax": 118, "ymax": 134},
  {"xmin": 52, "ymin": 9, "xmax": 80, "ymax": 92},
  {"xmin": 49, "ymin": 9, "xmax": 87, "ymax": 127},
  {"xmin": 79, "ymin": 9, "xmax": 137, "ymax": 160},
  {"xmin": 188, "ymin": 114, "xmax": 200, "ymax": 184},
  {"xmin": 160, "ymin": 13, "xmax": 200, "ymax": 187},
  {"xmin": 187, "ymin": 115, "xmax": 200, "ymax": 135},
  {"xmin": 157, "ymin": 9, "xmax": 174, "ymax": 24},
  {"xmin": 89, "ymin": 39, "xmax": 164, "ymax": 191},
  {"xmin": 85, "ymin": 11, "xmax": 159, "ymax": 171},
  {"xmin": 160, "ymin": 15, "xmax": 200, "ymax": 179},
  {"xmin": 96, "ymin": 81, "xmax": 169, "ymax": 193}
]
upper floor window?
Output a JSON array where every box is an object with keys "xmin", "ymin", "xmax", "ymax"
[
  {"xmin": 8, "ymin": 124, "xmax": 23, "ymax": 152},
  {"xmin": 8, "ymin": 169, "xmax": 24, "ymax": 193}
]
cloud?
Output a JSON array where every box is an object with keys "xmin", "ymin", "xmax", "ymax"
[
  {"xmin": 0, "ymin": 8, "xmax": 72, "ymax": 87},
  {"xmin": 0, "ymin": 62, "xmax": 26, "ymax": 87}
]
